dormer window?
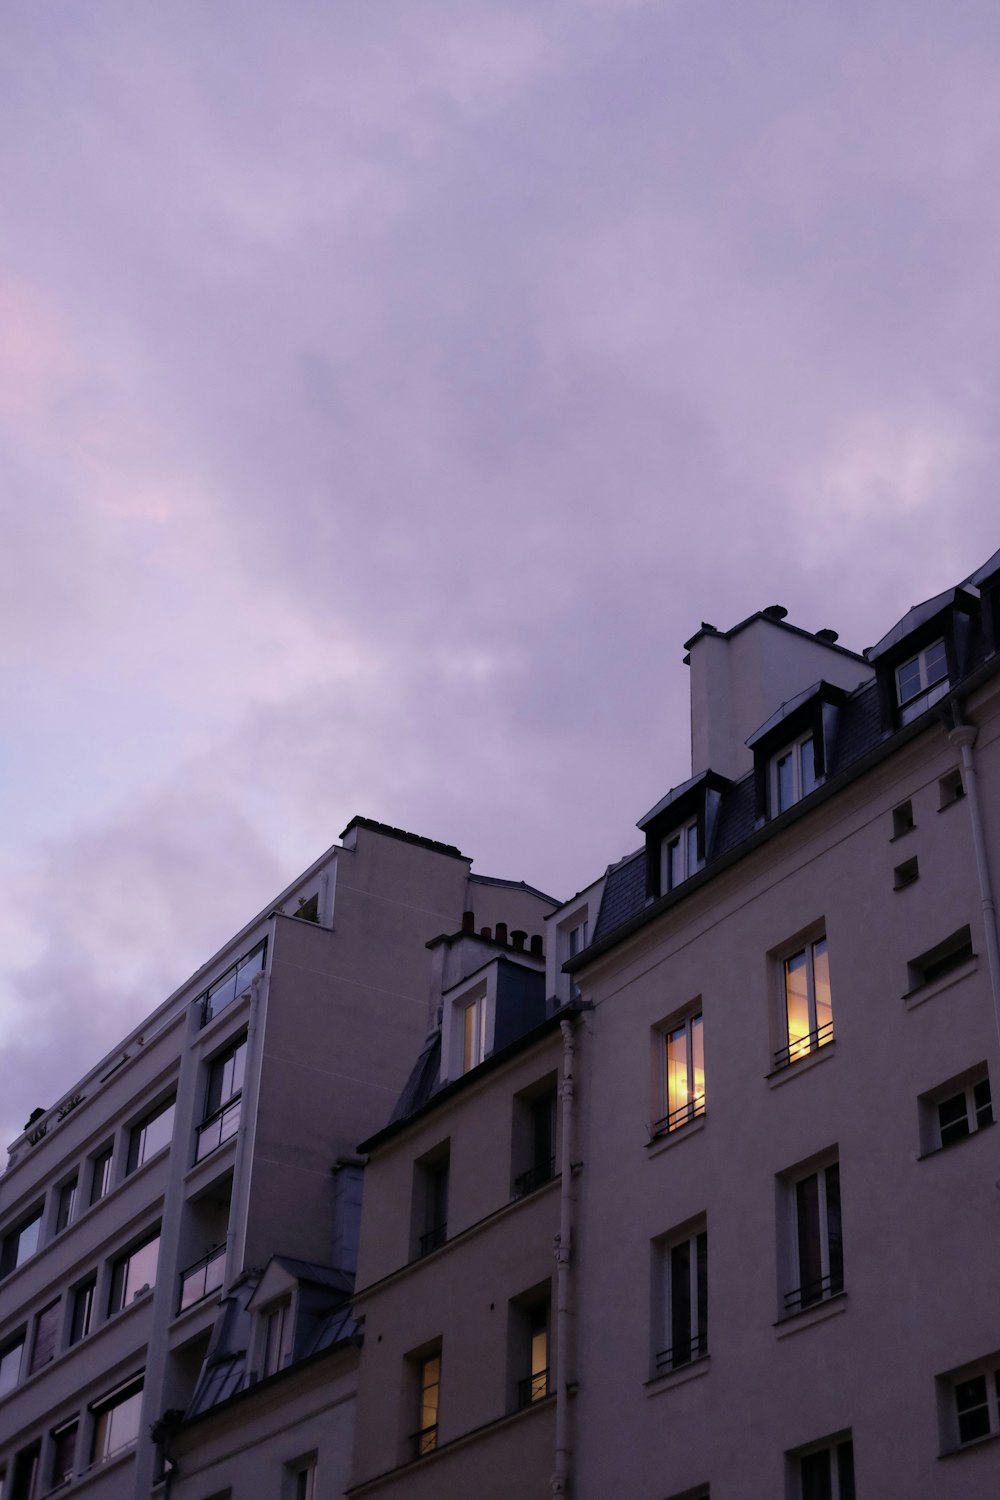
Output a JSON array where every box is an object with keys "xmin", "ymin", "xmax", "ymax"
[
  {"xmin": 895, "ymin": 638, "xmax": 948, "ymax": 723},
  {"xmin": 661, "ymin": 819, "xmax": 702, "ymax": 893},
  {"xmin": 461, "ymin": 991, "xmax": 488, "ymax": 1074},
  {"xmin": 773, "ymin": 733, "xmax": 817, "ymax": 813}
]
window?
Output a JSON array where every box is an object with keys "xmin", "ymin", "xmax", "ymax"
[
  {"xmin": 90, "ymin": 1144, "xmax": 113, "ymax": 1206},
  {"xmin": 653, "ymin": 1225, "xmax": 708, "ymax": 1375},
  {"xmin": 776, "ymin": 937, "xmax": 832, "ymax": 1069},
  {"xmin": 939, "ymin": 767, "xmax": 965, "ymax": 808},
  {"xmin": 942, "ymin": 1356, "xmax": 1000, "ymax": 1447},
  {"xmin": 196, "ymin": 1036, "xmax": 247, "ymax": 1161},
  {"xmin": 8, "ymin": 1442, "xmax": 40, "ymax": 1500},
  {"xmin": 0, "ymin": 1206, "xmax": 43, "ymax": 1278},
  {"xmin": 411, "ymin": 1352, "xmax": 441, "ymax": 1459},
  {"xmin": 287, "ymin": 1459, "xmax": 317, "ymax": 1500},
  {"xmin": 653, "ymin": 1012, "xmax": 705, "ymax": 1135},
  {"xmin": 0, "ymin": 1332, "xmax": 25, "ymax": 1397},
  {"xmin": 199, "ymin": 939, "xmax": 266, "ymax": 1025},
  {"xmin": 55, "ymin": 1178, "xmax": 77, "ymax": 1234},
  {"xmin": 90, "ymin": 1375, "xmax": 144, "ymax": 1464},
  {"xmin": 773, "ymin": 733, "xmax": 817, "ymax": 814},
  {"xmin": 563, "ymin": 916, "xmax": 589, "ymax": 999},
  {"xmin": 126, "ymin": 1097, "xmax": 175, "ymax": 1174},
  {"xmin": 661, "ymin": 820, "xmax": 702, "ymax": 892},
  {"xmin": 908, "ymin": 925, "xmax": 974, "ymax": 991},
  {"xmin": 891, "ymin": 798, "xmax": 915, "ymax": 837},
  {"xmin": 793, "ymin": 1435, "xmax": 855, "ymax": 1499},
  {"xmin": 27, "ymin": 1300, "xmax": 60, "ymax": 1376},
  {"xmin": 49, "ymin": 1420, "xmax": 77, "ymax": 1491},
  {"xmin": 512, "ymin": 1085, "xmax": 556, "ymax": 1198},
  {"xmin": 783, "ymin": 1159, "xmax": 843, "ymax": 1315},
  {"xmin": 514, "ymin": 1299, "xmax": 551, "ymax": 1408},
  {"xmin": 108, "ymin": 1230, "xmax": 160, "ymax": 1314},
  {"xmin": 412, "ymin": 1146, "xmax": 449, "ymax": 1259},
  {"xmin": 178, "ymin": 1244, "xmax": 226, "ymax": 1312},
  {"xmin": 69, "ymin": 1277, "xmax": 96, "ymax": 1345},
  {"xmin": 922, "ymin": 1071, "xmax": 993, "ymax": 1152},
  {"xmin": 896, "ymin": 637, "xmax": 948, "ymax": 722},
  {"xmin": 893, "ymin": 856, "xmax": 919, "ymax": 890},
  {"xmin": 461, "ymin": 993, "xmax": 487, "ymax": 1073},
  {"xmin": 261, "ymin": 1299, "xmax": 291, "ymax": 1376}
]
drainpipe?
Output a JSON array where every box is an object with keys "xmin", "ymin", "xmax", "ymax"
[
  {"xmin": 949, "ymin": 718, "xmax": 1000, "ymax": 1050},
  {"xmin": 552, "ymin": 1018, "xmax": 577, "ymax": 1497}
]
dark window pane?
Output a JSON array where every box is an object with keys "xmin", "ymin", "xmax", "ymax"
[
  {"xmin": 28, "ymin": 1301, "xmax": 60, "ymax": 1375},
  {"xmin": 670, "ymin": 1239, "xmax": 692, "ymax": 1365},
  {"xmin": 70, "ymin": 1279, "xmax": 95, "ymax": 1344},
  {"xmin": 825, "ymin": 1164, "xmax": 843, "ymax": 1295},
  {"xmin": 939, "ymin": 1092, "xmax": 971, "ymax": 1145},
  {"xmin": 836, "ymin": 1439, "xmax": 856, "ymax": 1500},
  {"xmin": 956, "ymin": 1374, "xmax": 991, "ymax": 1443},
  {"xmin": 974, "ymin": 1079, "xmax": 993, "ymax": 1129},
  {"xmin": 796, "ymin": 1174, "xmax": 822, "ymax": 1305},
  {"xmin": 800, "ymin": 1449, "xmax": 833, "ymax": 1500}
]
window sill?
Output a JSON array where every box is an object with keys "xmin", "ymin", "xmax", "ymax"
[
  {"xmin": 646, "ymin": 1114, "xmax": 706, "ymax": 1157},
  {"xmin": 938, "ymin": 1429, "xmax": 1000, "ymax": 1460},
  {"xmin": 645, "ymin": 1354, "xmax": 710, "ymax": 1397},
  {"xmin": 917, "ymin": 1117, "xmax": 996, "ymax": 1161},
  {"xmin": 774, "ymin": 1290, "xmax": 847, "ymax": 1338},
  {"xmin": 903, "ymin": 956, "xmax": 978, "ymax": 1011},
  {"xmin": 767, "ymin": 1041, "xmax": 835, "ymax": 1089}
]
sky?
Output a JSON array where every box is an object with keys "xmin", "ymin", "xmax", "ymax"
[{"xmin": 2, "ymin": 0, "xmax": 1000, "ymax": 1149}]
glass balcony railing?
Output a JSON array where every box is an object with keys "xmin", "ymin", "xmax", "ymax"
[
  {"xmin": 178, "ymin": 1244, "xmax": 226, "ymax": 1313},
  {"xmin": 195, "ymin": 1099, "xmax": 242, "ymax": 1163}
]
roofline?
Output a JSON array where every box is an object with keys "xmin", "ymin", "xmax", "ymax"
[
  {"xmin": 339, "ymin": 815, "xmax": 470, "ymax": 862},
  {"xmin": 467, "ymin": 872, "xmax": 562, "ymax": 906},
  {"xmin": 357, "ymin": 1003, "xmax": 584, "ymax": 1155},
  {"xmin": 570, "ymin": 653, "xmax": 1000, "ymax": 974},
  {"xmin": 682, "ymin": 610, "xmax": 867, "ymax": 664}
]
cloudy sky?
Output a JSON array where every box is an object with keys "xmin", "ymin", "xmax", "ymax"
[{"xmin": 2, "ymin": 0, "xmax": 999, "ymax": 1147}]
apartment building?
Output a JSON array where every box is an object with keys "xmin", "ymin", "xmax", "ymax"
[
  {"xmin": 347, "ymin": 549, "xmax": 1000, "ymax": 1499},
  {"xmin": 0, "ymin": 818, "xmax": 558, "ymax": 1500}
]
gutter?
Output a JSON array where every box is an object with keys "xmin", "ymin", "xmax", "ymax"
[
  {"xmin": 552, "ymin": 1016, "xmax": 578, "ymax": 1497},
  {"xmin": 949, "ymin": 712, "xmax": 1000, "ymax": 1050}
]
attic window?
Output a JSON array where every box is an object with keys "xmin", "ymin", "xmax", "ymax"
[
  {"xmin": 660, "ymin": 819, "xmax": 702, "ymax": 893},
  {"xmin": 896, "ymin": 639, "xmax": 948, "ymax": 724},
  {"xmin": 772, "ymin": 733, "xmax": 816, "ymax": 813}
]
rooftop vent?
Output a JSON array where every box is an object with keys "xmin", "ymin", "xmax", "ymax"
[
  {"xmin": 763, "ymin": 605, "xmax": 788, "ymax": 621},
  {"xmin": 815, "ymin": 628, "xmax": 839, "ymax": 643}
]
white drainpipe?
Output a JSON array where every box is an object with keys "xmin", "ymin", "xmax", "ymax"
[
  {"xmin": 552, "ymin": 1018, "xmax": 577, "ymax": 1497},
  {"xmin": 949, "ymin": 719, "xmax": 1000, "ymax": 1050}
]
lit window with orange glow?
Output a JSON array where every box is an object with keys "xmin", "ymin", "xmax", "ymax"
[
  {"xmin": 655, "ymin": 1014, "xmax": 705, "ymax": 1135},
  {"xmin": 777, "ymin": 938, "xmax": 832, "ymax": 1069},
  {"xmin": 462, "ymin": 995, "xmax": 487, "ymax": 1073}
]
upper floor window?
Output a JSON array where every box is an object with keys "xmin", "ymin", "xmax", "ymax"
[
  {"xmin": 49, "ymin": 1419, "xmax": 78, "ymax": 1491},
  {"xmin": 920, "ymin": 1068, "xmax": 993, "ymax": 1153},
  {"xmin": 776, "ymin": 937, "xmax": 832, "ymax": 1070},
  {"xmin": 512, "ymin": 1083, "xmax": 557, "ymax": 1199},
  {"xmin": 109, "ymin": 1229, "xmax": 160, "ymax": 1314},
  {"xmin": 461, "ymin": 992, "xmax": 487, "ymax": 1074},
  {"xmin": 661, "ymin": 820, "xmax": 702, "ymax": 893},
  {"xmin": 90, "ymin": 1144, "xmax": 114, "ymax": 1205},
  {"xmin": 793, "ymin": 1434, "xmax": 855, "ymax": 1499},
  {"xmin": 653, "ymin": 1223, "xmax": 708, "ymax": 1376},
  {"xmin": 69, "ymin": 1276, "xmax": 96, "ymax": 1345},
  {"xmin": 412, "ymin": 1350, "xmax": 441, "ymax": 1459},
  {"xmin": 514, "ymin": 1295, "xmax": 551, "ymax": 1408},
  {"xmin": 261, "ymin": 1298, "xmax": 292, "ymax": 1377},
  {"xmin": 0, "ymin": 1205, "xmax": 43, "ymax": 1278},
  {"xmin": 0, "ymin": 1330, "xmax": 25, "ymax": 1397},
  {"xmin": 653, "ymin": 1012, "xmax": 705, "ymax": 1136},
  {"xmin": 412, "ymin": 1146, "xmax": 449, "ymax": 1259},
  {"xmin": 896, "ymin": 637, "xmax": 948, "ymax": 723},
  {"xmin": 782, "ymin": 1157, "xmax": 843, "ymax": 1316},
  {"xmin": 773, "ymin": 734, "xmax": 817, "ymax": 814},
  {"xmin": 943, "ymin": 1355, "xmax": 1000, "ymax": 1447},
  {"xmin": 27, "ymin": 1299, "xmax": 60, "ymax": 1376},
  {"xmin": 55, "ymin": 1177, "xmax": 78, "ymax": 1234},
  {"xmin": 127, "ymin": 1097, "xmax": 176, "ymax": 1175},
  {"xmin": 196, "ymin": 1036, "xmax": 247, "ymax": 1161},
  {"xmin": 90, "ymin": 1375, "xmax": 144, "ymax": 1465}
]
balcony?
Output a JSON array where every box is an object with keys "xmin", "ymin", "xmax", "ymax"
[
  {"xmin": 512, "ymin": 1157, "xmax": 555, "ymax": 1199},
  {"xmin": 417, "ymin": 1222, "xmax": 447, "ymax": 1258},
  {"xmin": 195, "ymin": 1099, "xmax": 241, "ymax": 1163},
  {"xmin": 783, "ymin": 1270, "xmax": 844, "ymax": 1316},
  {"xmin": 178, "ymin": 1245, "xmax": 226, "ymax": 1314},
  {"xmin": 516, "ymin": 1368, "xmax": 550, "ymax": 1408},
  {"xmin": 649, "ymin": 1093, "xmax": 706, "ymax": 1139}
]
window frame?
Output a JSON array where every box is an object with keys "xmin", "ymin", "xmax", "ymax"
[
  {"xmin": 895, "ymin": 636, "xmax": 949, "ymax": 723},
  {"xmin": 512, "ymin": 1078, "xmax": 558, "ymax": 1199},
  {"xmin": 781, "ymin": 1156, "xmax": 844, "ymax": 1317},
  {"xmin": 69, "ymin": 1275, "xmax": 97, "ymax": 1346},
  {"xmin": 89, "ymin": 1374, "xmax": 144, "ymax": 1466},
  {"xmin": 89, "ymin": 1144, "xmax": 114, "ymax": 1206},
  {"xmin": 196, "ymin": 1034, "xmax": 247, "ymax": 1162},
  {"xmin": 108, "ymin": 1228, "xmax": 161, "ymax": 1316},
  {"xmin": 652, "ymin": 1221, "xmax": 708, "ymax": 1377},
  {"xmin": 412, "ymin": 1145, "xmax": 450, "ymax": 1260},
  {"xmin": 791, "ymin": 1432, "xmax": 856, "ymax": 1499},
  {"xmin": 27, "ymin": 1299, "xmax": 61, "ymax": 1377},
  {"xmin": 771, "ymin": 732, "xmax": 818, "ymax": 814},
  {"xmin": 411, "ymin": 1348, "xmax": 441, "ymax": 1460},
  {"xmin": 774, "ymin": 934, "xmax": 833, "ymax": 1071},
  {"xmin": 0, "ymin": 1204, "xmax": 44, "ymax": 1279},
  {"xmin": 49, "ymin": 1417, "xmax": 78, "ymax": 1491},
  {"xmin": 652, "ymin": 1010, "xmax": 705, "ymax": 1137},
  {"xmin": 660, "ymin": 818, "xmax": 703, "ymax": 894},
  {"xmin": 0, "ymin": 1329, "xmax": 26, "ymax": 1398},
  {"xmin": 920, "ymin": 1068, "xmax": 993, "ymax": 1154},
  {"xmin": 126, "ymin": 1096, "xmax": 176, "ymax": 1175}
]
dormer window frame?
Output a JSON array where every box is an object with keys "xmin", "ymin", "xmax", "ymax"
[
  {"xmin": 771, "ymin": 731, "xmax": 818, "ymax": 815},
  {"xmin": 894, "ymin": 637, "xmax": 949, "ymax": 724},
  {"xmin": 660, "ymin": 817, "xmax": 703, "ymax": 895},
  {"xmin": 867, "ymin": 586, "xmax": 978, "ymax": 732},
  {"xmin": 440, "ymin": 969, "xmax": 498, "ymax": 1084}
]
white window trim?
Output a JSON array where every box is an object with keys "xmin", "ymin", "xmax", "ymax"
[
  {"xmin": 775, "ymin": 935, "xmax": 833, "ymax": 1070},
  {"xmin": 895, "ymin": 637, "xmax": 949, "ymax": 723},
  {"xmin": 652, "ymin": 1223, "xmax": 708, "ymax": 1377},
  {"xmin": 660, "ymin": 818, "xmax": 702, "ymax": 894},
  {"xmin": 771, "ymin": 732, "xmax": 817, "ymax": 815},
  {"xmin": 440, "ymin": 971, "xmax": 497, "ymax": 1083},
  {"xmin": 782, "ymin": 1158, "xmax": 843, "ymax": 1317},
  {"xmin": 653, "ymin": 1012, "xmax": 705, "ymax": 1136},
  {"xmin": 943, "ymin": 1354, "xmax": 1000, "ymax": 1448}
]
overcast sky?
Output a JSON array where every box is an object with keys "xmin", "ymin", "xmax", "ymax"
[{"xmin": 2, "ymin": 0, "xmax": 999, "ymax": 1149}]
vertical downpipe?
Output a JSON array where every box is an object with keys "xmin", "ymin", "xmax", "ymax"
[
  {"xmin": 552, "ymin": 1019, "xmax": 577, "ymax": 1497},
  {"xmin": 949, "ymin": 721, "xmax": 1000, "ymax": 1049}
]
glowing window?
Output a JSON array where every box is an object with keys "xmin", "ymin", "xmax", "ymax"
[{"xmin": 777, "ymin": 938, "xmax": 833, "ymax": 1069}]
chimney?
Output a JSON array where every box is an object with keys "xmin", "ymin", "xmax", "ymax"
[
  {"xmin": 461, "ymin": 910, "xmax": 475, "ymax": 935},
  {"xmin": 495, "ymin": 922, "xmax": 508, "ymax": 945},
  {"xmin": 529, "ymin": 934, "xmax": 543, "ymax": 957},
  {"xmin": 511, "ymin": 930, "xmax": 526, "ymax": 952},
  {"xmin": 480, "ymin": 926, "xmax": 492, "ymax": 941}
]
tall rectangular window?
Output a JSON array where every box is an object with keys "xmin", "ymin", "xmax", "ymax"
[
  {"xmin": 661, "ymin": 819, "xmax": 702, "ymax": 892},
  {"xmin": 413, "ymin": 1147, "xmax": 449, "ymax": 1259},
  {"xmin": 108, "ymin": 1230, "xmax": 160, "ymax": 1315},
  {"xmin": 896, "ymin": 637, "xmax": 948, "ymax": 723},
  {"xmin": 777, "ymin": 937, "xmax": 833, "ymax": 1069},
  {"xmin": 196, "ymin": 1036, "xmax": 247, "ymax": 1161},
  {"xmin": 0, "ymin": 1206, "xmax": 43, "ymax": 1278},
  {"xmin": 49, "ymin": 1420, "xmax": 78, "ymax": 1491},
  {"xmin": 90, "ymin": 1144, "xmax": 114, "ymax": 1206},
  {"xmin": 513, "ymin": 1086, "xmax": 557, "ymax": 1198},
  {"xmin": 27, "ymin": 1300, "xmax": 60, "ymax": 1376},
  {"xmin": 55, "ymin": 1177, "xmax": 77, "ymax": 1234},
  {"xmin": 262, "ymin": 1300, "xmax": 290, "ymax": 1376},
  {"xmin": 0, "ymin": 1332, "xmax": 25, "ymax": 1397},
  {"xmin": 785, "ymin": 1161, "xmax": 843, "ymax": 1315},
  {"xmin": 126, "ymin": 1097, "xmax": 175, "ymax": 1174},
  {"xmin": 412, "ymin": 1352, "xmax": 441, "ymax": 1458},
  {"xmin": 656, "ymin": 1013, "xmax": 705, "ymax": 1134},
  {"xmin": 774, "ymin": 734, "xmax": 817, "ymax": 813},
  {"xmin": 69, "ymin": 1276, "xmax": 96, "ymax": 1345},
  {"xmin": 654, "ymin": 1226, "xmax": 708, "ymax": 1375},
  {"xmin": 462, "ymin": 995, "xmax": 487, "ymax": 1073}
]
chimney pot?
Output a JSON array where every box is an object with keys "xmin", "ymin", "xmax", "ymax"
[
  {"xmin": 495, "ymin": 922, "xmax": 508, "ymax": 945},
  {"xmin": 511, "ymin": 929, "xmax": 526, "ymax": 951},
  {"xmin": 763, "ymin": 604, "xmax": 788, "ymax": 621},
  {"xmin": 480, "ymin": 926, "xmax": 492, "ymax": 941},
  {"xmin": 815, "ymin": 627, "xmax": 839, "ymax": 643},
  {"xmin": 529, "ymin": 934, "xmax": 543, "ymax": 956},
  {"xmin": 461, "ymin": 910, "xmax": 475, "ymax": 934}
]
